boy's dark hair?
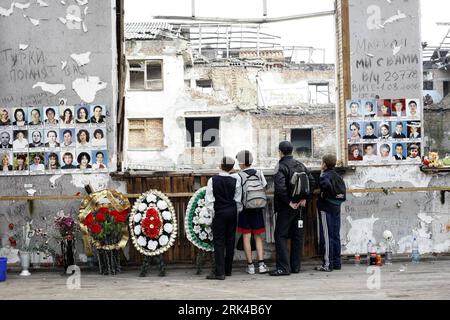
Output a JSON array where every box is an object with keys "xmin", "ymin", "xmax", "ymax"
[
  {"xmin": 220, "ymin": 156, "xmax": 235, "ymax": 172},
  {"xmin": 322, "ymin": 154, "xmax": 337, "ymax": 169},
  {"xmin": 279, "ymin": 141, "xmax": 293, "ymax": 155},
  {"xmin": 236, "ymin": 150, "xmax": 253, "ymax": 167}
]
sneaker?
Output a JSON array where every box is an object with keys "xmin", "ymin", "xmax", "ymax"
[
  {"xmin": 206, "ymin": 273, "xmax": 225, "ymax": 280},
  {"xmin": 258, "ymin": 263, "xmax": 269, "ymax": 274},
  {"xmin": 246, "ymin": 264, "xmax": 255, "ymax": 275},
  {"xmin": 269, "ymin": 269, "xmax": 290, "ymax": 276},
  {"xmin": 314, "ymin": 265, "xmax": 333, "ymax": 272}
]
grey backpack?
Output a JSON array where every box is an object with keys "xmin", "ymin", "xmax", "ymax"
[{"xmin": 239, "ymin": 170, "xmax": 267, "ymax": 210}]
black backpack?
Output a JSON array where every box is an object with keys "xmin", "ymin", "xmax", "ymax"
[
  {"xmin": 288, "ymin": 161, "xmax": 310, "ymax": 201},
  {"xmin": 327, "ymin": 171, "xmax": 346, "ymax": 202}
]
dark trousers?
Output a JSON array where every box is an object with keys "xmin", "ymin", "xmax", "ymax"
[
  {"xmin": 274, "ymin": 208, "xmax": 304, "ymax": 273},
  {"xmin": 212, "ymin": 210, "xmax": 237, "ymax": 276},
  {"xmin": 318, "ymin": 209, "xmax": 341, "ymax": 269}
]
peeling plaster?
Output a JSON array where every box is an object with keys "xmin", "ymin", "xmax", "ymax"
[
  {"xmin": 84, "ymin": 6, "xmax": 88, "ymax": 16},
  {"xmin": 58, "ymin": 17, "xmax": 66, "ymax": 24},
  {"xmin": 383, "ymin": 10, "xmax": 407, "ymax": 26},
  {"xmin": 72, "ymin": 76, "xmax": 107, "ymax": 103},
  {"xmin": 32, "ymin": 82, "xmax": 66, "ymax": 95},
  {"xmin": 76, "ymin": 0, "xmax": 88, "ymax": 5},
  {"xmin": 0, "ymin": 3, "xmax": 14, "ymax": 16},
  {"xmin": 37, "ymin": 0, "xmax": 49, "ymax": 7},
  {"xmin": 344, "ymin": 215, "xmax": 379, "ymax": 254},
  {"xmin": 82, "ymin": 21, "xmax": 87, "ymax": 32},
  {"xmin": 66, "ymin": 13, "xmax": 82, "ymax": 22},
  {"xmin": 28, "ymin": 16, "xmax": 39, "ymax": 25},
  {"xmin": 61, "ymin": 60, "xmax": 67, "ymax": 70},
  {"xmin": 49, "ymin": 174, "xmax": 63, "ymax": 185},
  {"xmin": 70, "ymin": 51, "xmax": 90, "ymax": 66},
  {"xmin": 393, "ymin": 44, "xmax": 402, "ymax": 55},
  {"xmin": 70, "ymin": 174, "xmax": 109, "ymax": 190},
  {"xmin": 60, "ymin": 0, "xmax": 66, "ymax": 5},
  {"xmin": 19, "ymin": 44, "xmax": 28, "ymax": 50},
  {"xmin": 14, "ymin": 2, "xmax": 30, "ymax": 9},
  {"xmin": 345, "ymin": 166, "xmax": 432, "ymax": 189}
]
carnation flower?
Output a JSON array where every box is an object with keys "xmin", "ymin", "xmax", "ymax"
[
  {"xmin": 137, "ymin": 236, "xmax": 147, "ymax": 247},
  {"xmin": 162, "ymin": 211, "xmax": 172, "ymax": 221},
  {"xmin": 146, "ymin": 194, "xmax": 157, "ymax": 203},
  {"xmin": 138, "ymin": 203, "xmax": 147, "ymax": 212},
  {"xmin": 198, "ymin": 217, "xmax": 206, "ymax": 225},
  {"xmin": 159, "ymin": 235, "xmax": 169, "ymax": 246},
  {"xmin": 193, "ymin": 225, "xmax": 201, "ymax": 234},
  {"xmin": 199, "ymin": 231, "xmax": 208, "ymax": 240},
  {"xmin": 208, "ymin": 234, "xmax": 213, "ymax": 241},
  {"xmin": 147, "ymin": 240, "xmax": 158, "ymax": 250},
  {"xmin": 157, "ymin": 200, "xmax": 168, "ymax": 210},
  {"xmin": 199, "ymin": 207, "xmax": 209, "ymax": 218},
  {"xmin": 163, "ymin": 223, "xmax": 173, "ymax": 233},
  {"xmin": 133, "ymin": 213, "xmax": 142, "ymax": 223},
  {"xmin": 193, "ymin": 216, "xmax": 199, "ymax": 224},
  {"xmin": 134, "ymin": 225, "xmax": 141, "ymax": 235}
]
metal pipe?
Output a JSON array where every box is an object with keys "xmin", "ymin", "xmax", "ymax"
[{"xmin": 153, "ymin": 10, "xmax": 336, "ymax": 24}]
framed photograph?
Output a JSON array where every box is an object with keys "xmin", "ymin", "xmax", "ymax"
[
  {"xmin": 91, "ymin": 150, "xmax": 108, "ymax": 171},
  {"xmin": 43, "ymin": 107, "xmax": 59, "ymax": 126},
  {"xmin": 0, "ymin": 107, "xmax": 12, "ymax": 126},
  {"xmin": 59, "ymin": 106, "xmax": 75, "ymax": 125},
  {"xmin": 28, "ymin": 107, "xmax": 43, "ymax": 126},
  {"xmin": 12, "ymin": 107, "xmax": 28, "ymax": 126},
  {"xmin": 0, "ymin": 129, "xmax": 13, "ymax": 149},
  {"xmin": 0, "ymin": 151, "xmax": 13, "ymax": 174},
  {"xmin": 28, "ymin": 129, "xmax": 45, "ymax": 148},
  {"xmin": 75, "ymin": 105, "xmax": 91, "ymax": 124},
  {"xmin": 376, "ymin": 99, "xmax": 391, "ymax": 117},
  {"xmin": 12, "ymin": 129, "xmax": 29, "ymax": 150},
  {"xmin": 60, "ymin": 128, "xmax": 76, "ymax": 148},
  {"xmin": 90, "ymin": 104, "xmax": 106, "ymax": 124}
]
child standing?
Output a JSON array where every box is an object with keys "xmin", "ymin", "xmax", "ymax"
[
  {"xmin": 205, "ymin": 156, "xmax": 242, "ymax": 280},
  {"xmin": 315, "ymin": 154, "xmax": 346, "ymax": 272},
  {"xmin": 234, "ymin": 150, "xmax": 269, "ymax": 275}
]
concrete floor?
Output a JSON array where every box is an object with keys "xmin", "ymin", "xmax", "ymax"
[{"xmin": 1, "ymin": 260, "xmax": 449, "ymax": 300}]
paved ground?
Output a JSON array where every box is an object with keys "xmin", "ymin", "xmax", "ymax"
[{"xmin": 1, "ymin": 260, "xmax": 449, "ymax": 300}]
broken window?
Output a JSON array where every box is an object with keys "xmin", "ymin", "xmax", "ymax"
[
  {"xmin": 128, "ymin": 118, "xmax": 164, "ymax": 149},
  {"xmin": 185, "ymin": 117, "xmax": 220, "ymax": 147},
  {"xmin": 308, "ymin": 82, "xmax": 330, "ymax": 104},
  {"xmin": 291, "ymin": 128, "xmax": 312, "ymax": 158},
  {"xmin": 128, "ymin": 60, "xmax": 163, "ymax": 90},
  {"xmin": 423, "ymin": 81, "xmax": 433, "ymax": 90},
  {"xmin": 195, "ymin": 79, "xmax": 213, "ymax": 94}
]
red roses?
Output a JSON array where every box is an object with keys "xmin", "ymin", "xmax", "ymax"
[
  {"xmin": 141, "ymin": 208, "xmax": 162, "ymax": 239},
  {"xmin": 84, "ymin": 207, "xmax": 129, "ymax": 239}
]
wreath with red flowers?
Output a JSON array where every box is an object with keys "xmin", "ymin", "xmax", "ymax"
[
  {"xmin": 83, "ymin": 207, "xmax": 129, "ymax": 244},
  {"xmin": 129, "ymin": 190, "xmax": 177, "ymax": 256}
]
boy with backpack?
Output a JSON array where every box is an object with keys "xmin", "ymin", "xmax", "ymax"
[
  {"xmin": 234, "ymin": 150, "xmax": 269, "ymax": 275},
  {"xmin": 315, "ymin": 154, "xmax": 346, "ymax": 272},
  {"xmin": 271, "ymin": 141, "xmax": 315, "ymax": 276},
  {"xmin": 205, "ymin": 156, "xmax": 243, "ymax": 280}
]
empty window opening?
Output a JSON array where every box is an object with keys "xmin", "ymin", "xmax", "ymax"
[
  {"xmin": 291, "ymin": 128, "xmax": 312, "ymax": 157},
  {"xmin": 308, "ymin": 82, "xmax": 330, "ymax": 104},
  {"xmin": 185, "ymin": 117, "xmax": 220, "ymax": 147}
]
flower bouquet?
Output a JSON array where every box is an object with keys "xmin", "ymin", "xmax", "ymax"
[
  {"xmin": 54, "ymin": 210, "xmax": 79, "ymax": 272},
  {"xmin": 129, "ymin": 190, "xmax": 177, "ymax": 257},
  {"xmin": 185, "ymin": 187, "xmax": 213, "ymax": 252}
]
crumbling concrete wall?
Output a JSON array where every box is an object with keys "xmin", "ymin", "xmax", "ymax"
[{"xmin": 0, "ymin": 0, "xmax": 124, "ymax": 261}]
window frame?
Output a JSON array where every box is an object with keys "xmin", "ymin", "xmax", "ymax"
[
  {"xmin": 127, "ymin": 118, "xmax": 165, "ymax": 151},
  {"xmin": 128, "ymin": 59, "xmax": 164, "ymax": 91}
]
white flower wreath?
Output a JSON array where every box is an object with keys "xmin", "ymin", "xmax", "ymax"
[
  {"xmin": 185, "ymin": 187, "xmax": 213, "ymax": 251},
  {"xmin": 129, "ymin": 189, "xmax": 177, "ymax": 257}
]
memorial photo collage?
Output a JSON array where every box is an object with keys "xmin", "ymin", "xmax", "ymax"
[
  {"xmin": 346, "ymin": 98, "xmax": 422, "ymax": 165},
  {"xmin": 0, "ymin": 104, "xmax": 109, "ymax": 175}
]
